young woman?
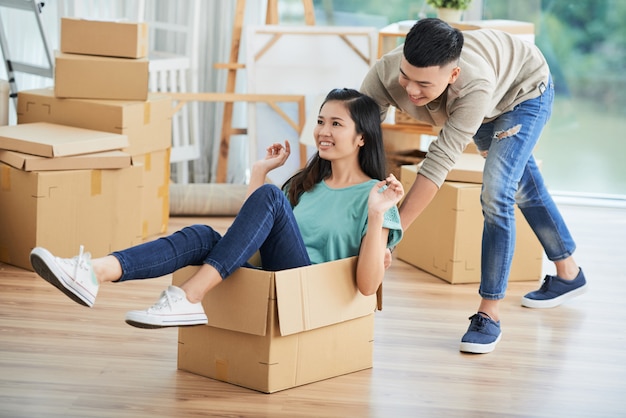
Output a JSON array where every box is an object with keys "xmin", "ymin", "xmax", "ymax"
[{"xmin": 30, "ymin": 88, "xmax": 404, "ymax": 329}]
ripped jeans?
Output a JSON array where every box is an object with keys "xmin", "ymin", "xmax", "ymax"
[{"xmin": 473, "ymin": 76, "xmax": 576, "ymax": 299}]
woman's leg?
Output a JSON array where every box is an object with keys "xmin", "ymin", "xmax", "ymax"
[
  {"xmin": 110, "ymin": 184, "xmax": 310, "ymax": 281},
  {"xmin": 124, "ymin": 184, "xmax": 312, "ymax": 327},
  {"xmin": 31, "ymin": 184, "xmax": 310, "ymax": 319},
  {"xmin": 172, "ymin": 184, "xmax": 312, "ymax": 303}
]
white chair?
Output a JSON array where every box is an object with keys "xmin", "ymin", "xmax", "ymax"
[{"xmin": 143, "ymin": 0, "xmax": 201, "ymax": 184}]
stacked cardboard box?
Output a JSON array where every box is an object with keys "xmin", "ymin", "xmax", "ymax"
[
  {"xmin": 56, "ymin": 18, "xmax": 150, "ymax": 100},
  {"xmin": 17, "ymin": 18, "xmax": 172, "ymax": 239},
  {"xmin": 397, "ymin": 154, "xmax": 544, "ymax": 284},
  {"xmin": 0, "ymin": 18, "xmax": 173, "ymax": 270},
  {"xmin": 0, "ymin": 123, "xmax": 143, "ymax": 270}
]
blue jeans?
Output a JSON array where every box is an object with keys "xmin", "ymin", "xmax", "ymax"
[
  {"xmin": 473, "ymin": 76, "xmax": 576, "ymax": 299},
  {"xmin": 112, "ymin": 184, "xmax": 312, "ymax": 282}
]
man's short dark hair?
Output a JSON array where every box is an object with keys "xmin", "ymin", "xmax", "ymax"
[{"xmin": 403, "ymin": 18, "xmax": 464, "ymax": 68}]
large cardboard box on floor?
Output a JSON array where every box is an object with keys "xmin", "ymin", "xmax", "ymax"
[
  {"xmin": 174, "ymin": 257, "xmax": 378, "ymax": 393},
  {"xmin": 60, "ymin": 17, "xmax": 148, "ymax": 58},
  {"xmin": 54, "ymin": 52, "xmax": 149, "ymax": 101},
  {"xmin": 398, "ymin": 165, "xmax": 543, "ymax": 284},
  {"xmin": 17, "ymin": 88, "xmax": 172, "ymax": 156},
  {"xmin": 0, "ymin": 163, "xmax": 143, "ymax": 271},
  {"xmin": 132, "ymin": 149, "xmax": 171, "ymax": 238},
  {"xmin": 0, "ymin": 122, "xmax": 128, "ymax": 157}
]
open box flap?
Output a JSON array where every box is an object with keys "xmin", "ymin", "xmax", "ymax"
[
  {"xmin": 0, "ymin": 122, "xmax": 129, "ymax": 158},
  {"xmin": 0, "ymin": 149, "xmax": 131, "ymax": 171},
  {"xmin": 274, "ymin": 257, "xmax": 377, "ymax": 336},
  {"xmin": 175, "ymin": 265, "xmax": 274, "ymax": 337}
]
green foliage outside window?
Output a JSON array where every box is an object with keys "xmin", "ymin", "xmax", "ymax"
[
  {"xmin": 425, "ymin": 0, "xmax": 473, "ymax": 10},
  {"xmin": 307, "ymin": 0, "xmax": 626, "ymax": 195}
]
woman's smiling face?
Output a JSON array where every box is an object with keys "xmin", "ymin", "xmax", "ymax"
[{"xmin": 314, "ymin": 100, "xmax": 363, "ymax": 161}]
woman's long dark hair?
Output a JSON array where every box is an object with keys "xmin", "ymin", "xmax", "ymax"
[{"xmin": 282, "ymin": 88, "xmax": 387, "ymax": 206}]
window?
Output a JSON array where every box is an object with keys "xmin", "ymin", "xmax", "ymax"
[{"xmin": 285, "ymin": 0, "xmax": 626, "ymax": 199}]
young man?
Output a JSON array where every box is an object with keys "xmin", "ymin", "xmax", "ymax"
[{"xmin": 361, "ymin": 18, "xmax": 587, "ymax": 354}]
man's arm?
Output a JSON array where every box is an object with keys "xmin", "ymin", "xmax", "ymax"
[{"xmin": 399, "ymin": 173, "xmax": 439, "ymax": 230}]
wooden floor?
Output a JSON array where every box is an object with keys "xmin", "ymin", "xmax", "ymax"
[{"xmin": 1, "ymin": 202, "xmax": 625, "ymax": 417}]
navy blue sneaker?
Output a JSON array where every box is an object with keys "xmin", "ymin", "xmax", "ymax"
[
  {"xmin": 460, "ymin": 312, "xmax": 502, "ymax": 354},
  {"xmin": 521, "ymin": 268, "xmax": 588, "ymax": 309}
]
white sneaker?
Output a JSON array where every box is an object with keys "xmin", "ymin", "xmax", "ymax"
[
  {"xmin": 125, "ymin": 286, "xmax": 208, "ymax": 329},
  {"xmin": 30, "ymin": 246, "xmax": 99, "ymax": 307}
]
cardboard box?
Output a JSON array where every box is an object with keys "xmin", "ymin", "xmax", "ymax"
[
  {"xmin": 411, "ymin": 153, "xmax": 540, "ymax": 185},
  {"xmin": 132, "ymin": 149, "xmax": 171, "ymax": 238},
  {"xmin": 174, "ymin": 257, "xmax": 378, "ymax": 393},
  {"xmin": 0, "ymin": 149, "xmax": 131, "ymax": 171},
  {"xmin": 0, "ymin": 122, "xmax": 128, "ymax": 158},
  {"xmin": 397, "ymin": 167, "xmax": 543, "ymax": 284},
  {"xmin": 54, "ymin": 52, "xmax": 149, "ymax": 101},
  {"xmin": 451, "ymin": 20, "xmax": 535, "ymax": 43},
  {"xmin": 60, "ymin": 17, "xmax": 148, "ymax": 59},
  {"xmin": 0, "ymin": 163, "xmax": 143, "ymax": 271},
  {"xmin": 444, "ymin": 153, "xmax": 486, "ymax": 184},
  {"xmin": 17, "ymin": 88, "xmax": 172, "ymax": 156}
]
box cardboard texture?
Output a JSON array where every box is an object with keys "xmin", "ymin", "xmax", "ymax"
[
  {"xmin": 0, "ymin": 149, "xmax": 131, "ymax": 171},
  {"xmin": 60, "ymin": 17, "xmax": 148, "ymax": 59},
  {"xmin": 0, "ymin": 163, "xmax": 143, "ymax": 271},
  {"xmin": 54, "ymin": 52, "xmax": 149, "ymax": 101},
  {"xmin": 17, "ymin": 88, "xmax": 172, "ymax": 156},
  {"xmin": 398, "ymin": 165, "xmax": 543, "ymax": 284},
  {"xmin": 0, "ymin": 122, "xmax": 128, "ymax": 157},
  {"xmin": 174, "ymin": 257, "xmax": 378, "ymax": 393}
]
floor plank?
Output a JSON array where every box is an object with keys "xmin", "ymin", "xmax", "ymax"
[{"xmin": 0, "ymin": 203, "xmax": 624, "ymax": 417}]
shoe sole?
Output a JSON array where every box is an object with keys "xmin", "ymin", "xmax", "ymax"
[
  {"xmin": 460, "ymin": 333, "xmax": 502, "ymax": 354},
  {"xmin": 30, "ymin": 248, "xmax": 93, "ymax": 308},
  {"xmin": 521, "ymin": 284, "xmax": 588, "ymax": 309},
  {"xmin": 125, "ymin": 312, "xmax": 208, "ymax": 329}
]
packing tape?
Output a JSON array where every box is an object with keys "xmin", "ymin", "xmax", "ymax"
[
  {"xmin": 143, "ymin": 152, "xmax": 152, "ymax": 171},
  {"xmin": 91, "ymin": 170, "xmax": 102, "ymax": 196},
  {"xmin": 142, "ymin": 221, "xmax": 148, "ymax": 238},
  {"xmin": 158, "ymin": 150, "xmax": 171, "ymax": 233},
  {"xmin": 215, "ymin": 359, "xmax": 229, "ymax": 381},
  {"xmin": 1, "ymin": 165, "xmax": 10, "ymax": 190},
  {"xmin": 157, "ymin": 150, "xmax": 170, "ymax": 199},
  {"xmin": 143, "ymin": 101, "xmax": 151, "ymax": 125}
]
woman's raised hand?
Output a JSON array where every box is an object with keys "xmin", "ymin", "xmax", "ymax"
[
  {"xmin": 256, "ymin": 140, "xmax": 291, "ymax": 173},
  {"xmin": 368, "ymin": 173, "xmax": 404, "ymax": 215}
]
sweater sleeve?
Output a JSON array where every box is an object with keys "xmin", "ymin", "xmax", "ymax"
[
  {"xmin": 382, "ymin": 206, "xmax": 403, "ymax": 248},
  {"xmin": 419, "ymin": 87, "xmax": 492, "ymax": 187}
]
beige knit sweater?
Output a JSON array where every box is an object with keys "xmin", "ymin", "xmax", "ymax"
[{"xmin": 361, "ymin": 29, "xmax": 550, "ymax": 187}]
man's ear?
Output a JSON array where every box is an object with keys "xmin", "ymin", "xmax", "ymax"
[{"xmin": 449, "ymin": 66, "xmax": 461, "ymax": 84}]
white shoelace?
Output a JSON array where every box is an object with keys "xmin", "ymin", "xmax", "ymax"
[
  {"xmin": 148, "ymin": 289, "xmax": 180, "ymax": 313},
  {"xmin": 57, "ymin": 245, "xmax": 90, "ymax": 279},
  {"xmin": 73, "ymin": 245, "xmax": 86, "ymax": 277}
]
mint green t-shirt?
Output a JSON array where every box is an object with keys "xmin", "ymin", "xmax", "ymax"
[{"xmin": 292, "ymin": 180, "xmax": 403, "ymax": 265}]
